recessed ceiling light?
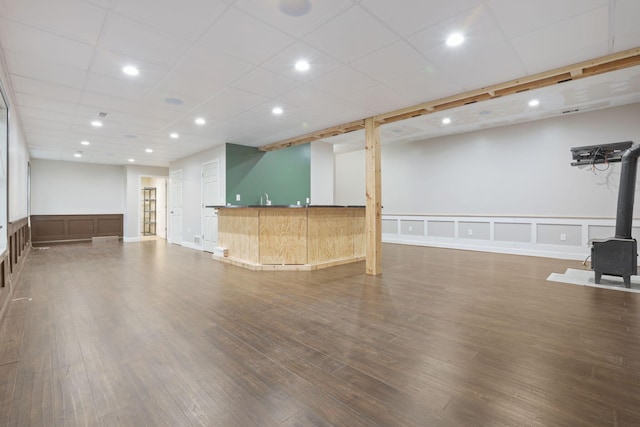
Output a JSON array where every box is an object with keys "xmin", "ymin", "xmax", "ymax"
[
  {"xmin": 170, "ymin": 132, "xmax": 179, "ymax": 139},
  {"xmin": 195, "ymin": 117, "xmax": 206, "ymax": 125},
  {"xmin": 128, "ymin": 158, "xmax": 135, "ymax": 162},
  {"xmin": 74, "ymin": 153, "xmax": 82, "ymax": 158},
  {"xmin": 446, "ymin": 33, "xmax": 464, "ymax": 47},
  {"xmin": 81, "ymin": 140, "xmax": 90, "ymax": 146},
  {"xmin": 91, "ymin": 120, "xmax": 103, "ymax": 127},
  {"xmin": 529, "ymin": 99, "xmax": 540, "ymax": 107},
  {"xmin": 442, "ymin": 117, "xmax": 451, "ymax": 125},
  {"xmin": 294, "ymin": 60, "xmax": 310, "ymax": 72},
  {"xmin": 272, "ymin": 106, "xmax": 283, "ymax": 115},
  {"xmin": 145, "ymin": 148, "xmax": 153, "ymax": 153},
  {"xmin": 122, "ymin": 65, "xmax": 139, "ymax": 76}
]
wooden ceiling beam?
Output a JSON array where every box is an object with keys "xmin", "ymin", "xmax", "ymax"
[
  {"xmin": 258, "ymin": 47, "xmax": 640, "ymax": 151},
  {"xmin": 259, "ymin": 119, "xmax": 365, "ymax": 152}
]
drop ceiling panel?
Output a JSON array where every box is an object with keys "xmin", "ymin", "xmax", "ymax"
[
  {"xmin": 385, "ymin": 70, "xmax": 464, "ymax": 104},
  {"xmin": 234, "ymin": 0, "xmax": 353, "ymax": 38},
  {"xmin": 79, "ymin": 91, "xmax": 141, "ymax": 114},
  {"xmin": 512, "ymin": 6, "xmax": 610, "ymax": 73},
  {"xmin": 16, "ymin": 106, "xmax": 75, "ymax": 125},
  {"xmin": 427, "ymin": 39, "xmax": 526, "ymax": 90},
  {"xmin": 84, "ymin": 73, "xmax": 155, "ymax": 102},
  {"xmin": 197, "ymin": 7, "xmax": 295, "ymax": 65},
  {"xmin": 0, "ymin": 19, "xmax": 94, "ymax": 70},
  {"xmin": 303, "ymin": 6, "xmax": 399, "ymax": 63},
  {"xmin": 335, "ymin": 84, "xmax": 410, "ymax": 115},
  {"xmin": 306, "ymin": 66, "xmax": 378, "ymax": 97},
  {"xmin": 350, "ymin": 41, "xmax": 434, "ymax": 83},
  {"xmin": 196, "ymin": 87, "xmax": 269, "ymax": 120},
  {"xmin": 158, "ymin": 46, "xmax": 255, "ymax": 98},
  {"xmin": 488, "ymin": 0, "xmax": 608, "ymax": 39},
  {"xmin": 231, "ymin": 67, "xmax": 300, "ymax": 98},
  {"xmin": 11, "ymin": 76, "xmax": 82, "ymax": 104},
  {"xmin": 0, "ymin": 0, "xmax": 107, "ymax": 44},
  {"xmin": 15, "ymin": 93, "xmax": 78, "ymax": 115},
  {"xmin": 89, "ymin": 49, "xmax": 172, "ymax": 87},
  {"xmin": 614, "ymin": 0, "xmax": 640, "ymax": 38},
  {"xmin": 361, "ymin": 0, "xmax": 483, "ymax": 37},
  {"xmin": 260, "ymin": 42, "xmax": 342, "ymax": 82},
  {"xmin": 136, "ymin": 89, "xmax": 205, "ymax": 121},
  {"xmin": 99, "ymin": 14, "xmax": 190, "ymax": 68},
  {"xmin": 112, "ymin": 0, "xmax": 228, "ymax": 41}
]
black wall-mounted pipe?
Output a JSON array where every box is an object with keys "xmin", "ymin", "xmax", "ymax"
[{"xmin": 615, "ymin": 144, "xmax": 640, "ymax": 239}]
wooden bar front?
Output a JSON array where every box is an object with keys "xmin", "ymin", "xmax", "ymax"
[{"xmin": 216, "ymin": 206, "xmax": 365, "ymax": 271}]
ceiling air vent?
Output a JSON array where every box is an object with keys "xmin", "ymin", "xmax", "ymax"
[
  {"xmin": 98, "ymin": 112, "xmax": 108, "ymax": 118},
  {"xmin": 562, "ymin": 108, "xmax": 580, "ymax": 114}
]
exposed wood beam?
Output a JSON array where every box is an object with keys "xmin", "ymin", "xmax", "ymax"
[
  {"xmin": 259, "ymin": 47, "xmax": 640, "ymax": 151},
  {"xmin": 257, "ymin": 47, "xmax": 640, "ymax": 152},
  {"xmin": 365, "ymin": 117, "xmax": 382, "ymax": 276},
  {"xmin": 259, "ymin": 119, "xmax": 365, "ymax": 151},
  {"xmin": 376, "ymin": 47, "xmax": 640, "ymax": 125}
]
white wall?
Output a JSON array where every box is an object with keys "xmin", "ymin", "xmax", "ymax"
[
  {"xmin": 124, "ymin": 165, "xmax": 168, "ymax": 240},
  {"xmin": 169, "ymin": 144, "xmax": 226, "ymax": 247},
  {"xmin": 0, "ymin": 53, "xmax": 30, "ymax": 222},
  {"xmin": 336, "ymin": 103, "xmax": 640, "ymax": 217},
  {"xmin": 334, "ymin": 103, "xmax": 640, "ymax": 261},
  {"xmin": 310, "ymin": 141, "xmax": 334, "ymax": 205},
  {"xmin": 31, "ymin": 159, "xmax": 125, "ymax": 215}
]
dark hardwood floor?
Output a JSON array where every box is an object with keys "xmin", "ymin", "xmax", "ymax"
[{"xmin": 0, "ymin": 240, "xmax": 639, "ymax": 426}]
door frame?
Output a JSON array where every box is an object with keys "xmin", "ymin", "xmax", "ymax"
[
  {"xmin": 138, "ymin": 174, "xmax": 168, "ymax": 239},
  {"xmin": 168, "ymin": 169, "xmax": 183, "ymax": 245},
  {"xmin": 201, "ymin": 159, "xmax": 221, "ymax": 252}
]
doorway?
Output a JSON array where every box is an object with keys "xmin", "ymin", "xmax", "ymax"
[{"xmin": 139, "ymin": 176, "xmax": 167, "ymax": 239}]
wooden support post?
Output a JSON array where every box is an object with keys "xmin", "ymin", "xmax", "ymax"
[{"xmin": 365, "ymin": 117, "xmax": 382, "ymax": 275}]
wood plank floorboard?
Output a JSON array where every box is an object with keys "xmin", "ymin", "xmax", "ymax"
[{"xmin": 1, "ymin": 241, "xmax": 640, "ymax": 426}]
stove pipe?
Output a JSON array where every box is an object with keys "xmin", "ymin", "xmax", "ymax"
[{"xmin": 615, "ymin": 144, "xmax": 640, "ymax": 239}]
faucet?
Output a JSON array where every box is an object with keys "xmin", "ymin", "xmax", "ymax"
[{"xmin": 260, "ymin": 193, "xmax": 270, "ymax": 206}]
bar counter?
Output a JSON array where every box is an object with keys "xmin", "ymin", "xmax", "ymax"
[{"xmin": 211, "ymin": 205, "xmax": 365, "ymax": 271}]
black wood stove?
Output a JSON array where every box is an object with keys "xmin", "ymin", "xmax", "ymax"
[{"xmin": 577, "ymin": 143, "xmax": 640, "ymax": 288}]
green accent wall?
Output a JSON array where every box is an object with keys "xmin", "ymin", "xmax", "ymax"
[{"xmin": 226, "ymin": 143, "xmax": 311, "ymax": 206}]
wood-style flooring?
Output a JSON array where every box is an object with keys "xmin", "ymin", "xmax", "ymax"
[{"xmin": 1, "ymin": 241, "xmax": 639, "ymax": 426}]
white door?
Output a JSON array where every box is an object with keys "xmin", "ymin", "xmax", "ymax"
[
  {"xmin": 169, "ymin": 170, "xmax": 183, "ymax": 244},
  {"xmin": 202, "ymin": 161, "xmax": 220, "ymax": 252}
]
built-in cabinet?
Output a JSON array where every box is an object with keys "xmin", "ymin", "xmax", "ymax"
[{"xmin": 143, "ymin": 187, "xmax": 156, "ymax": 236}]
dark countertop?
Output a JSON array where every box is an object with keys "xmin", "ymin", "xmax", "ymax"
[{"xmin": 207, "ymin": 205, "xmax": 365, "ymax": 209}]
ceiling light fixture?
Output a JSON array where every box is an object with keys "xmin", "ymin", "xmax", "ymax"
[
  {"xmin": 529, "ymin": 99, "xmax": 540, "ymax": 107},
  {"xmin": 442, "ymin": 117, "xmax": 451, "ymax": 125},
  {"xmin": 74, "ymin": 153, "xmax": 82, "ymax": 158},
  {"xmin": 91, "ymin": 120, "xmax": 103, "ymax": 127},
  {"xmin": 128, "ymin": 158, "xmax": 135, "ymax": 162},
  {"xmin": 122, "ymin": 65, "xmax": 140, "ymax": 76},
  {"xmin": 81, "ymin": 140, "xmax": 90, "ymax": 146},
  {"xmin": 272, "ymin": 107, "xmax": 284, "ymax": 115},
  {"xmin": 195, "ymin": 117, "xmax": 206, "ymax": 125},
  {"xmin": 145, "ymin": 148, "xmax": 153, "ymax": 153},
  {"xmin": 294, "ymin": 60, "xmax": 310, "ymax": 72},
  {"xmin": 446, "ymin": 33, "xmax": 464, "ymax": 47},
  {"xmin": 170, "ymin": 132, "xmax": 179, "ymax": 139}
]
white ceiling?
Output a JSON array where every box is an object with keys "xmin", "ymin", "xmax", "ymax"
[{"xmin": 0, "ymin": 0, "xmax": 639, "ymax": 166}]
